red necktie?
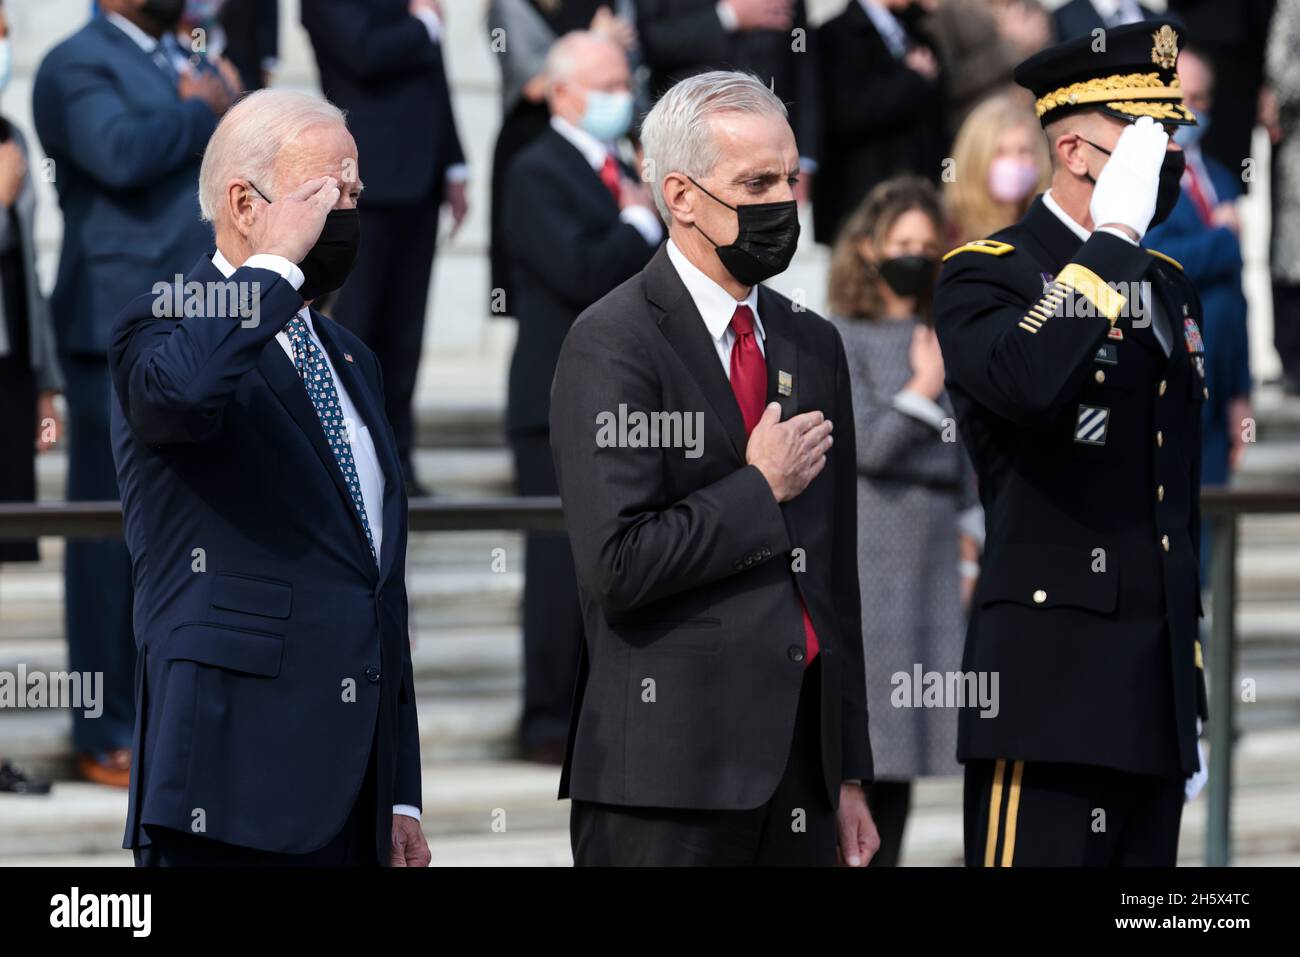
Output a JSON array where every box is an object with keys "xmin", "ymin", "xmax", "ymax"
[
  {"xmin": 728, "ymin": 305, "xmax": 819, "ymax": 664},
  {"xmin": 599, "ymin": 154, "xmax": 622, "ymax": 205},
  {"xmin": 1184, "ymin": 163, "xmax": 1213, "ymax": 226}
]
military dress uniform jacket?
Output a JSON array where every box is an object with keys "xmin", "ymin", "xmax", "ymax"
[{"xmin": 934, "ymin": 195, "xmax": 1208, "ymax": 779}]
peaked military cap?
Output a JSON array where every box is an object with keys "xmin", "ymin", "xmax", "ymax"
[{"xmin": 1014, "ymin": 18, "xmax": 1196, "ymax": 127}]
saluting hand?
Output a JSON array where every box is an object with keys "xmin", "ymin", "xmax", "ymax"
[{"xmin": 248, "ymin": 176, "xmax": 340, "ymax": 265}]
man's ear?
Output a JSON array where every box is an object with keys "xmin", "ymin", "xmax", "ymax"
[
  {"xmin": 662, "ymin": 171, "xmax": 695, "ymax": 225},
  {"xmin": 1055, "ymin": 133, "xmax": 1089, "ymax": 178},
  {"xmin": 227, "ymin": 181, "xmax": 257, "ymax": 238}
]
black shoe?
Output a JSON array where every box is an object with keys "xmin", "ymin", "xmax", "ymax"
[{"xmin": 0, "ymin": 760, "xmax": 51, "ymax": 794}]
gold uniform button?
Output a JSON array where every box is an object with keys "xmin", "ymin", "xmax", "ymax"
[
  {"xmin": 1161, "ymin": 534, "xmax": 1170, "ymax": 552},
  {"xmin": 1032, "ymin": 589, "xmax": 1047, "ymax": 604},
  {"xmin": 1095, "ymin": 370, "xmax": 1106, "ymax": 383},
  {"xmin": 1159, "ymin": 379, "xmax": 1167, "ymax": 396},
  {"xmin": 1157, "ymin": 484, "xmax": 1165, "ymax": 502},
  {"xmin": 1156, "ymin": 430, "xmax": 1164, "ymax": 447}
]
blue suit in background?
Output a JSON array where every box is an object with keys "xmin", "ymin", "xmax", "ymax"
[
  {"xmin": 109, "ymin": 257, "xmax": 420, "ymax": 862},
  {"xmin": 1146, "ymin": 149, "xmax": 1252, "ymax": 583},
  {"xmin": 32, "ymin": 14, "xmax": 223, "ymax": 767}
]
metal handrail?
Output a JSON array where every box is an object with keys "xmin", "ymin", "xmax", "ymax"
[{"xmin": 2, "ymin": 487, "xmax": 1297, "ymax": 866}]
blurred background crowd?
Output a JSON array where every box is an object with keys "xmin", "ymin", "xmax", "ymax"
[{"xmin": 0, "ymin": 0, "xmax": 1297, "ymax": 865}]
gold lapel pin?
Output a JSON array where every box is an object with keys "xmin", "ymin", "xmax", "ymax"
[{"xmin": 777, "ymin": 371, "xmax": 793, "ymax": 396}]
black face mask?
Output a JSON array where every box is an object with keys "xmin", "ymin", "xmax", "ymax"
[
  {"xmin": 142, "ymin": 0, "xmax": 187, "ymax": 31},
  {"xmin": 687, "ymin": 176, "xmax": 800, "ymax": 286},
  {"xmin": 1080, "ymin": 137, "xmax": 1186, "ymax": 229},
  {"xmin": 250, "ymin": 183, "xmax": 361, "ymax": 301},
  {"xmin": 877, "ymin": 255, "xmax": 939, "ymax": 299}
]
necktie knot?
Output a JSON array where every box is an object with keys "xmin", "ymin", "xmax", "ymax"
[{"xmin": 731, "ymin": 304, "xmax": 756, "ymax": 338}]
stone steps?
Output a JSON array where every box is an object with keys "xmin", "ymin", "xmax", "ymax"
[{"xmin": 6, "ymin": 727, "xmax": 1300, "ymax": 866}]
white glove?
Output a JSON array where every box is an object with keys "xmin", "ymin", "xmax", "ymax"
[{"xmin": 1088, "ymin": 116, "xmax": 1170, "ymax": 241}]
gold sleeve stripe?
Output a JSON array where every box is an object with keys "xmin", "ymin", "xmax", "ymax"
[
  {"xmin": 1195, "ymin": 639, "xmax": 1204, "ymax": 669},
  {"xmin": 1056, "ymin": 263, "xmax": 1126, "ymax": 324},
  {"xmin": 1021, "ymin": 315, "xmax": 1043, "ymax": 327},
  {"xmin": 1018, "ymin": 321, "xmax": 1041, "ymax": 334}
]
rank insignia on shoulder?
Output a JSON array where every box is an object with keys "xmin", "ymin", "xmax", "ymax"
[
  {"xmin": 1075, "ymin": 404, "xmax": 1110, "ymax": 445},
  {"xmin": 942, "ymin": 239, "xmax": 1015, "ymax": 262},
  {"xmin": 1146, "ymin": 248, "xmax": 1184, "ymax": 271}
]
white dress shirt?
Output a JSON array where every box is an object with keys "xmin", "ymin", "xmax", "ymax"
[
  {"xmin": 105, "ymin": 10, "xmax": 190, "ymax": 76},
  {"xmin": 859, "ymin": 0, "xmax": 909, "ymax": 58},
  {"xmin": 665, "ymin": 238, "xmax": 765, "ymax": 375},
  {"xmin": 549, "ymin": 115, "xmax": 663, "ymax": 247},
  {"xmin": 213, "ymin": 250, "xmax": 419, "ymax": 823},
  {"xmin": 1041, "ymin": 189, "xmax": 1171, "ymax": 355}
]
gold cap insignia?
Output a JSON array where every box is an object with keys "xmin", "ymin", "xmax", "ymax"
[{"xmin": 1151, "ymin": 25, "xmax": 1178, "ymax": 70}]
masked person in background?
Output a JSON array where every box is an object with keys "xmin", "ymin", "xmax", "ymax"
[
  {"xmin": 109, "ymin": 90, "xmax": 428, "ymax": 866},
  {"xmin": 945, "ymin": 94, "xmax": 1051, "ymax": 245},
  {"xmin": 501, "ymin": 30, "xmax": 661, "ymax": 765},
  {"xmin": 549, "ymin": 70, "xmax": 878, "ymax": 866},
  {"xmin": 33, "ymin": 0, "xmax": 236, "ymax": 788},
  {"xmin": 935, "ymin": 20, "xmax": 1209, "ymax": 867},
  {"xmin": 826, "ymin": 176, "xmax": 982, "ymax": 865}
]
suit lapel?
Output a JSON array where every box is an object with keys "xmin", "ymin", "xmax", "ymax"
[
  {"xmin": 313, "ymin": 314, "xmax": 404, "ymax": 584},
  {"xmin": 92, "ymin": 15, "xmax": 181, "ymax": 102},
  {"xmin": 646, "ymin": 248, "xmax": 749, "ymax": 462},
  {"xmin": 256, "ymin": 331, "xmax": 376, "ymax": 572},
  {"xmin": 758, "ymin": 286, "xmax": 799, "ymax": 419}
]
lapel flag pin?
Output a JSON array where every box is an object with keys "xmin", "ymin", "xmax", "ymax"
[
  {"xmin": 778, "ymin": 370, "xmax": 793, "ymax": 396},
  {"xmin": 343, "ymin": 352, "xmax": 354, "ymax": 364}
]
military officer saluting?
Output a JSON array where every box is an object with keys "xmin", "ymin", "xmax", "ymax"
[{"xmin": 935, "ymin": 19, "xmax": 1209, "ymax": 866}]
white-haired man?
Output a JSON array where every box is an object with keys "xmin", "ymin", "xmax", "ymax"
[
  {"xmin": 503, "ymin": 30, "xmax": 661, "ymax": 765},
  {"xmin": 549, "ymin": 70, "xmax": 879, "ymax": 865},
  {"xmin": 108, "ymin": 90, "xmax": 429, "ymax": 866}
]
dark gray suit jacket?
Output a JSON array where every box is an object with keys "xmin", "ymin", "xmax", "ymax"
[{"xmin": 549, "ymin": 244, "xmax": 872, "ymax": 810}]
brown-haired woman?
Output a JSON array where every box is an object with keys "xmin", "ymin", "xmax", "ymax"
[{"xmin": 828, "ymin": 176, "xmax": 982, "ymax": 866}]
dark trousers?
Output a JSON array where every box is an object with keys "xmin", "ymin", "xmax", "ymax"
[
  {"xmin": 62, "ymin": 353, "xmax": 135, "ymax": 755},
  {"xmin": 1273, "ymin": 281, "xmax": 1300, "ymax": 382},
  {"xmin": 570, "ymin": 659, "xmax": 837, "ymax": 866},
  {"xmin": 510, "ymin": 429, "xmax": 583, "ymax": 748},
  {"xmin": 134, "ymin": 737, "xmax": 382, "ymax": 867},
  {"xmin": 865, "ymin": 779, "xmax": 912, "ymax": 867},
  {"xmin": 964, "ymin": 758, "xmax": 1184, "ymax": 867},
  {"xmin": 330, "ymin": 191, "xmax": 441, "ymax": 480}
]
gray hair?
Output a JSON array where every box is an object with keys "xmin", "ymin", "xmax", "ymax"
[
  {"xmin": 639, "ymin": 70, "xmax": 789, "ymax": 220},
  {"xmin": 543, "ymin": 30, "xmax": 621, "ymax": 93},
  {"xmin": 198, "ymin": 89, "xmax": 348, "ymax": 223}
]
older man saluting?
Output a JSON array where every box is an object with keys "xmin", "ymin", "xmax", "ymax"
[
  {"xmin": 550, "ymin": 70, "xmax": 878, "ymax": 866},
  {"xmin": 109, "ymin": 90, "xmax": 428, "ymax": 867}
]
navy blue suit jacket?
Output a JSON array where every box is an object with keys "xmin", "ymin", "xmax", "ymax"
[
  {"xmin": 33, "ymin": 15, "xmax": 220, "ymax": 355},
  {"xmin": 300, "ymin": 0, "xmax": 465, "ymax": 205},
  {"xmin": 108, "ymin": 256, "xmax": 420, "ymax": 858}
]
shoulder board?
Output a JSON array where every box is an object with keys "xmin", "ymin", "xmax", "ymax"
[
  {"xmin": 942, "ymin": 239, "xmax": 1015, "ymax": 262},
  {"xmin": 1145, "ymin": 248, "xmax": 1184, "ymax": 271}
]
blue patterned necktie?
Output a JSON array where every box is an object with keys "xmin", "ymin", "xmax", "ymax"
[{"xmin": 284, "ymin": 314, "xmax": 378, "ymax": 564}]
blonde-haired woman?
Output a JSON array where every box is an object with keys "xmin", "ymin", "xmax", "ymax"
[{"xmin": 944, "ymin": 93, "xmax": 1049, "ymax": 244}]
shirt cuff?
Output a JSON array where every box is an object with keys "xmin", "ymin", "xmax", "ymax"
[
  {"xmin": 620, "ymin": 204, "xmax": 664, "ymax": 246},
  {"xmin": 843, "ymin": 779, "xmax": 863, "ymax": 786},
  {"xmin": 891, "ymin": 388, "xmax": 948, "ymax": 431},
  {"xmin": 242, "ymin": 254, "xmax": 304, "ymax": 291},
  {"xmin": 393, "ymin": 804, "xmax": 422, "ymax": 822},
  {"xmin": 958, "ymin": 505, "xmax": 986, "ymax": 548},
  {"xmin": 414, "ymin": 8, "xmax": 442, "ymax": 44},
  {"xmin": 445, "ymin": 163, "xmax": 470, "ymax": 185},
  {"xmin": 1096, "ymin": 225, "xmax": 1140, "ymax": 246},
  {"xmin": 716, "ymin": 1, "xmax": 739, "ymax": 31}
]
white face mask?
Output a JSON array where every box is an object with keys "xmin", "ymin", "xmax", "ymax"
[{"xmin": 0, "ymin": 40, "xmax": 11, "ymax": 94}]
